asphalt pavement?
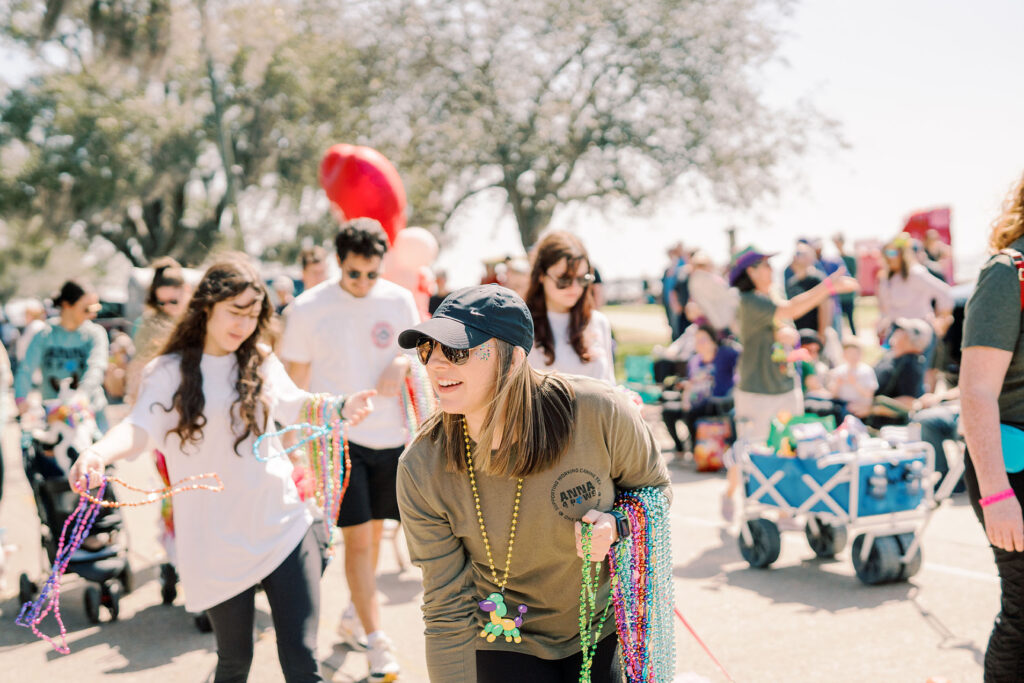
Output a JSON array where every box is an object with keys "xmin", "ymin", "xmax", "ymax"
[{"xmin": 0, "ymin": 404, "xmax": 997, "ymax": 682}]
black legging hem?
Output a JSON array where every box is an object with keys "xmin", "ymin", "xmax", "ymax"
[{"xmin": 476, "ymin": 633, "xmax": 619, "ymax": 683}]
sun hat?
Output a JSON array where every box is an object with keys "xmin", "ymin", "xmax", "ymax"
[{"xmin": 728, "ymin": 246, "xmax": 777, "ymax": 286}]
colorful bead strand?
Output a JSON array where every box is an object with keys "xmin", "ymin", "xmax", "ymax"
[
  {"xmin": 607, "ymin": 487, "xmax": 676, "ymax": 682},
  {"xmin": 16, "ymin": 475, "xmax": 107, "ymax": 654},
  {"xmin": 17, "ymin": 472, "xmax": 222, "ymax": 654},
  {"xmin": 578, "ymin": 523, "xmax": 614, "ymax": 683},
  {"xmin": 251, "ymin": 394, "xmax": 350, "ymax": 551}
]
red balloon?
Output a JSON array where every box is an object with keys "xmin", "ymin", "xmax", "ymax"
[{"xmin": 319, "ymin": 144, "xmax": 406, "ymax": 244}]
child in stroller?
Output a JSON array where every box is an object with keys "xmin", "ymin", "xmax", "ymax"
[{"xmin": 17, "ymin": 377, "xmax": 133, "ymax": 623}]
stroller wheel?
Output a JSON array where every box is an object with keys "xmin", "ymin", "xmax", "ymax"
[
  {"xmin": 194, "ymin": 612, "xmax": 213, "ymax": 633},
  {"xmin": 738, "ymin": 518, "xmax": 782, "ymax": 568},
  {"xmin": 159, "ymin": 563, "xmax": 178, "ymax": 605},
  {"xmin": 852, "ymin": 535, "xmax": 903, "ymax": 585},
  {"xmin": 84, "ymin": 585, "xmax": 102, "ymax": 624},
  {"xmin": 894, "ymin": 533, "xmax": 923, "ymax": 581},
  {"xmin": 120, "ymin": 565, "xmax": 135, "ymax": 595},
  {"xmin": 19, "ymin": 573, "xmax": 37, "ymax": 605},
  {"xmin": 805, "ymin": 519, "xmax": 848, "ymax": 559},
  {"xmin": 103, "ymin": 582, "xmax": 121, "ymax": 621}
]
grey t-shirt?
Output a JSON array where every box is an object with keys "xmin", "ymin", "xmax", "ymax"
[
  {"xmin": 737, "ymin": 291, "xmax": 796, "ymax": 395},
  {"xmin": 963, "ymin": 238, "xmax": 1024, "ymax": 425}
]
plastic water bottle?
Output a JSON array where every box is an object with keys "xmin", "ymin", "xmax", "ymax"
[
  {"xmin": 905, "ymin": 461, "xmax": 924, "ymax": 496},
  {"xmin": 869, "ymin": 464, "xmax": 888, "ymax": 499}
]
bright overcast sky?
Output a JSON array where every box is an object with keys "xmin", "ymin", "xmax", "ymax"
[
  {"xmin": 440, "ymin": 0, "xmax": 1024, "ymax": 286},
  {"xmin": 4, "ymin": 2, "xmax": 1024, "ymax": 287}
]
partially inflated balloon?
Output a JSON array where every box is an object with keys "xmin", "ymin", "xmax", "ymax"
[
  {"xmin": 319, "ymin": 144, "xmax": 406, "ymax": 244},
  {"xmin": 390, "ymin": 227, "xmax": 438, "ymax": 271}
]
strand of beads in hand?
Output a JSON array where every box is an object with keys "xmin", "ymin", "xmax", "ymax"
[
  {"xmin": 607, "ymin": 488, "xmax": 675, "ymax": 682},
  {"xmin": 251, "ymin": 394, "xmax": 350, "ymax": 551},
  {"xmin": 577, "ymin": 488, "xmax": 675, "ymax": 683},
  {"xmin": 16, "ymin": 472, "xmax": 222, "ymax": 654}
]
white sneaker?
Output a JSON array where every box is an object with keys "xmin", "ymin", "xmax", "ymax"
[
  {"xmin": 335, "ymin": 604, "xmax": 368, "ymax": 651},
  {"xmin": 367, "ymin": 633, "xmax": 401, "ymax": 681}
]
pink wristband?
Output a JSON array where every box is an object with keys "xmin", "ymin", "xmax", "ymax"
[
  {"xmin": 980, "ymin": 489, "xmax": 1015, "ymax": 507},
  {"xmin": 824, "ymin": 279, "xmax": 836, "ymax": 296}
]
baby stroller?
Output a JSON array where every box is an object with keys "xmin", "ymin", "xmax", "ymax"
[{"xmin": 17, "ymin": 388, "xmax": 133, "ymax": 623}]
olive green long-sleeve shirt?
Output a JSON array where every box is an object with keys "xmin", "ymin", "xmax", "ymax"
[{"xmin": 396, "ymin": 376, "xmax": 672, "ymax": 682}]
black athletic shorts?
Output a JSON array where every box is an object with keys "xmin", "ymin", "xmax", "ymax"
[{"xmin": 337, "ymin": 442, "xmax": 404, "ymax": 527}]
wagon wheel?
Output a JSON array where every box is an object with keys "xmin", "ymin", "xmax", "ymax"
[
  {"xmin": 805, "ymin": 518, "xmax": 848, "ymax": 559},
  {"xmin": 851, "ymin": 535, "xmax": 902, "ymax": 585},
  {"xmin": 893, "ymin": 532, "xmax": 923, "ymax": 581},
  {"xmin": 739, "ymin": 518, "xmax": 782, "ymax": 568}
]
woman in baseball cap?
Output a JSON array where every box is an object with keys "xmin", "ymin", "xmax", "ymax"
[{"xmin": 395, "ymin": 284, "xmax": 670, "ymax": 682}]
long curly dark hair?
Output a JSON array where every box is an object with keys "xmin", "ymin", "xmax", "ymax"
[
  {"xmin": 524, "ymin": 231, "xmax": 595, "ymax": 366},
  {"xmin": 156, "ymin": 254, "xmax": 273, "ymax": 455}
]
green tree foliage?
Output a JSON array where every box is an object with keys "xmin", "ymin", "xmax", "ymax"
[
  {"xmin": 1, "ymin": 0, "xmax": 830, "ymax": 283},
  {"xmin": 0, "ymin": 0, "xmax": 372, "ymax": 271},
  {"xmin": 361, "ymin": 0, "xmax": 832, "ymax": 247}
]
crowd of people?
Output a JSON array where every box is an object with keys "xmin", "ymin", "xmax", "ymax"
[
  {"xmin": 648, "ymin": 231, "xmax": 963, "ymax": 504},
  {"xmin": 2, "ymin": 176, "xmax": 1024, "ymax": 681}
]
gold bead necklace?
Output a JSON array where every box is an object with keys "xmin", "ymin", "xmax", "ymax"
[{"xmin": 463, "ymin": 418, "xmax": 523, "ymax": 592}]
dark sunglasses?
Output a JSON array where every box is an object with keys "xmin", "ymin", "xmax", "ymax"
[
  {"xmin": 547, "ymin": 272, "xmax": 595, "ymax": 290},
  {"xmin": 416, "ymin": 338, "xmax": 470, "ymax": 365},
  {"xmin": 156, "ymin": 298, "xmax": 179, "ymax": 307},
  {"xmin": 345, "ymin": 269, "xmax": 380, "ymax": 281}
]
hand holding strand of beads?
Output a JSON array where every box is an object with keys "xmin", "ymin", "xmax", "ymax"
[{"xmin": 574, "ymin": 509, "xmax": 618, "ymax": 561}]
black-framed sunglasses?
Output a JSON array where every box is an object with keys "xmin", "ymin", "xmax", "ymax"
[
  {"xmin": 345, "ymin": 269, "xmax": 380, "ymax": 281},
  {"xmin": 547, "ymin": 272, "xmax": 595, "ymax": 290},
  {"xmin": 416, "ymin": 338, "xmax": 471, "ymax": 366},
  {"xmin": 156, "ymin": 298, "xmax": 179, "ymax": 308}
]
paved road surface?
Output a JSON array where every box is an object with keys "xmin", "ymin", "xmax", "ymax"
[{"xmin": 0, "ymin": 406, "xmax": 997, "ymax": 682}]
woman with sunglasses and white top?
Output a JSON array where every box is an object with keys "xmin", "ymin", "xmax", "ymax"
[{"xmin": 525, "ymin": 231, "xmax": 615, "ymax": 384}]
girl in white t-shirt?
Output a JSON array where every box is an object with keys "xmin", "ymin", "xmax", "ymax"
[
  {"xmin": 70, "ymin": 254, "xmax": 374, "ymax": 683},
  {"xmin": 525, "ymin": 231, "xmax": 615, "ymax": 384},
  {"xmin": 827, "ymin": 339, "xmax": 878, "ymax": 418}
]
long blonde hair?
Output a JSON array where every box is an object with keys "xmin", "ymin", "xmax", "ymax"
[
  {"xmin": 991, "ymin": 171, "xmax": 1024, "ymax": 251},
  {"xmin": 417, "ymin": 339, "xmax": 576, "ymax": 478}
]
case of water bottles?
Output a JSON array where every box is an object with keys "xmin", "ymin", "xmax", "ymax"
[{"xmin": 735, "ymin": 416, "xmax": 960, "ymax": 586}]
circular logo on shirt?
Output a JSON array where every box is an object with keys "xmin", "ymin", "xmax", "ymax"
[
  {"xmin": 371, "ymin": 321, "xmax": 395, "ymax": 349},
  {"xmin": 549, "ymin": 467, "xmax": 604, "ymax": 521}
]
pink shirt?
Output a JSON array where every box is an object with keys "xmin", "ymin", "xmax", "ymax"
[{"xmin": 877, "ymin": 264, "xmax": 953, "ymax": 324}]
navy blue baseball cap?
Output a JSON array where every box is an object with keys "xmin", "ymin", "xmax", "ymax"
[{"xmin": 398, "ymin": 284, "xmax": 535, "ymax": 352}]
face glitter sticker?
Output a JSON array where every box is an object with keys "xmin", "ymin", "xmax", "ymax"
[{"xmin": 474, "ymin": 341, "xmax": 493, "ymax": 361}]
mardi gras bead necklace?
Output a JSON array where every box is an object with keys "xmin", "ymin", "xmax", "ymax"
[
  {"xmin": 74, "ymin": 472, "xmax": 223, "ymax": 507},
  {"xmin": 401, "ymin": 362, "xmax": 438, "ymax": 435},
  {"xmin": 251, "ymin": 394, "xmax": 350, "ymax": 551},
  {"xmin": 607, "ymin": 487, "xmax": 676, "ymax": 682},
  {"xmin": 462, "ymin": 419, "xmax": 529, "ymax": 644},
  {"xmin": 578, "ymin": 523, "xmax": 614, "ymax": 683},
  {"xmin": 17, "ymin": 472, "xmax": 222, "ymax": 654}
]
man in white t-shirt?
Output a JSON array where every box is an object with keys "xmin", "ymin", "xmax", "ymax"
[{"xmin": 279, "ymin": 218, "xmax": 418, "ymax": 681}]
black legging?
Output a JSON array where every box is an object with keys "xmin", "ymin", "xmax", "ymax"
[
  {"xmin": 476, "ymin": 633, "xmax": 618, "ymax": 682},
  {"xmin": 205, "ymin": 526, "xmax": 326, "ymax": 683},
  {"xmin": 964, "ymin": 454, "xmax": 1024, "ymax": 682},
  {"xmin": 662, "ymin": 399, "xmax": 731, "ymax": 452}
]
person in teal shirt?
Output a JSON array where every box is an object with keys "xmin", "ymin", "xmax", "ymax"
[{"xmin": 15, "ymin": 280, "xmax": 109, "ymax": 430}]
